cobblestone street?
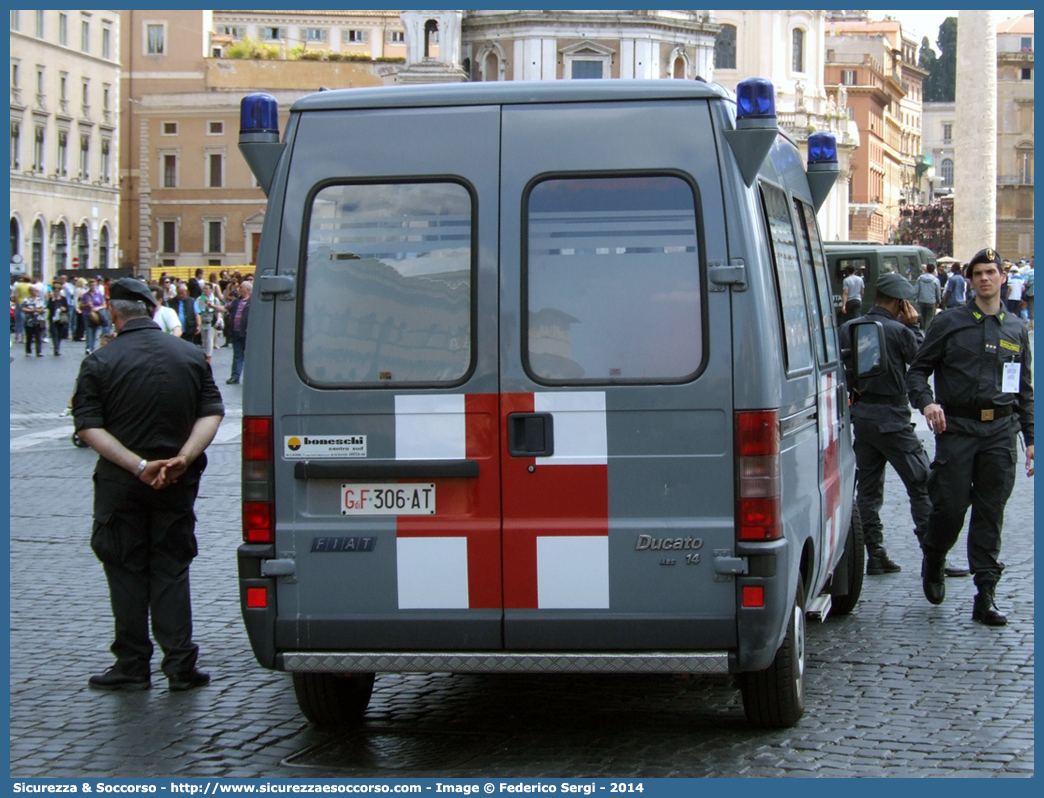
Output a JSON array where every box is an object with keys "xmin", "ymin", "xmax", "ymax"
[{"xmin": 9, "ymin": 340, "xmax": 1034, "ymax": 778}]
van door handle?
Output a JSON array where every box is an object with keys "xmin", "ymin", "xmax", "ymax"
[{"xmin": 508, "ymin": 413, "xmax": 554, "ymax": 457}]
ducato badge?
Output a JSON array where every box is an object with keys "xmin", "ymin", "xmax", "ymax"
[{"xmin": 635, "ymin": 535, "xmax": 703, "ymax": 551}]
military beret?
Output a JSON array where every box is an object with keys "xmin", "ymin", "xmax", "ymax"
[
  {"xmin": 965, "ymin": 248, "xmax": 1003, "ymax": 276},
  {"xmin": 876, "ymin": 271, "xmax": 915, "ymax": 301},
  {"xmin": 108, "ymin": 277, "xmax": 157, "ymax": 308}
]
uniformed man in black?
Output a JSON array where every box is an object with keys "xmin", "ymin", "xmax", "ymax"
[
  {"xmin": 74, "ymin": 278, "xmax": 225, "ymax": 690},
  {"xmin": 841, "ymin": 272, "xmax": 932, "ymax": 575},
  {"xmin": 907, "ymin": 248, "xmax": 1034, "ymax": 625}
]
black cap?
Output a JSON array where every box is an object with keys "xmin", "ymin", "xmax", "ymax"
[
  {"xmin": 108, "ymin": 277, "xmax": 157, "ymax": 308},
  {"xmin": 965, "ymin": 248, "xmax": 1003, "ymax": 276},
  {"xmin": 876, "ymin": 271, "xmax": 915, "ymax": 301}
]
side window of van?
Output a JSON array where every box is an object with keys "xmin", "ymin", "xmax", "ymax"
[
  {"xmin": 902, "ymin": 254, "xmax": 919, "ymax": 282},
  {"xmin": 881, "ymin": 255, "xmax": 899, "ymax": 274},
  {"xmin": 795, "ymin": 200, "xmax": 838, "ymax": 364},
  {"xmin": 300, "ymin": 181, "xmax": 473, "ymax": 386},
  {"xmin": 525, "ymin": 174, "xmax": 703, "ymax": 384},
  {"xmin": 760, "ymin": 183, "xmax": 813, "ymax": 374}
]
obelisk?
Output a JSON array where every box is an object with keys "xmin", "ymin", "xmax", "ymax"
[{"xmin": 953, "ymin": 11, "xmax": 997, "ymax": 260}]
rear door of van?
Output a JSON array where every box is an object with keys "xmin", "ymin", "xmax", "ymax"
[
  {"xmin": 497, "ymin": 98, "xmax": 737, "ymax": 650},
  {"xmin": 271, "ymin": 104, "xmax": 504, "ymax": 651}
]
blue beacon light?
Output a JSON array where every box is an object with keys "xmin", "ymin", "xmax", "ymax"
[
  {"xmin": 240, "ymin": 93, "xmax": 279, "ymax": 136},
  {"xmin": 807, "ymin": 132, "xmax": 838, "ymax": 165},
  {"xmin": 736, "ymin": 78, "xmax": 776, "ymax": 121},
  {"xmin": 239, "ymin": 93, "xmax": 283, "ymax": 196}
]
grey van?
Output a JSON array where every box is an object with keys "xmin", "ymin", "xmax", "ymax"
[{"xmin": 236, "ymin": 78, "xmax": 861, "ymax": 729}]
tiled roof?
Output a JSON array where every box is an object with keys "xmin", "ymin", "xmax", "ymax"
[{"xmin": 997, "ymin": 12, "xmax": 1034, "ymax": 35}]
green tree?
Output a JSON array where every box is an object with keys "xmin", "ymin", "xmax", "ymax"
[
  {"xmin": 918, "ymin": 36, "xmax": 937, "ymax": 75},
  {"xmin": 924, "ymin": 17, "xmax": 957, "ymax": 102}
]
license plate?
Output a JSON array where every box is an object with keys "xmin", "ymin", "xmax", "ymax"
[{"xmin": 341, "ymin": 483, "xmax": 436, "ymax": 516}]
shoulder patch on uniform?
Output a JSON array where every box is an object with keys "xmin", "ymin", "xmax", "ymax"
[{"xmin": 1000, "ymin": 339, "xmax": 1021, "ymax": 353}]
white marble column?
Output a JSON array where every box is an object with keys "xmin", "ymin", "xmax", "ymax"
[{"xmin": 953, "ymin": 11, "xmax": 997, "ymax": 260}]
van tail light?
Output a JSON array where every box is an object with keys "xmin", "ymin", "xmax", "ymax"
[
  {"xmin": 242, "ymin": 416, "xmax": 274, "ymax": 544},
  {"xmin": 246, "ymin": 586, "xmax": 268, "ymax": 609},
  {"xmin": 735, "ymin": 410, "xmax": 782, "ymax": 541}
]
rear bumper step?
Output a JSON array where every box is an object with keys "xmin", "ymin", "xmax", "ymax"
[{"xmin": 282, "ymin": 651, "xmax": 730, "ymax": 675}]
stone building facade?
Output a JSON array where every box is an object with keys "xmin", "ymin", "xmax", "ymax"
[
  {"xmin": 120, "ymin": 10, "xmax": 395, "ymax": 273},
  {"xmin": 211, "ymin": 10, "xmax": 407, "ymax": 62},
  {"xmin": 10, "ymin": 9, "xmax": 121, "ymax": 281},
  {"xmin": 713, "ymin": 10, "xmax": 855, "ymax": 240},
  {"xmin": 921, "ymin": 100, "xmax": 956, "ymax": 200},
  {"xmin": 825, "ymin": 19, "xmax": 926, "ymax": 243},
  {"xmin": 459, "ymin": 9, "xmax": 718, "ymax": 82},
  {"xmin": 995, "ymin": 12, "xmax": 1034, "ymax": 258}
]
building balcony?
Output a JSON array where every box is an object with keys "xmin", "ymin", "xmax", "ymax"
[
  {"xmin": 11, "ymin": 86, "xmax": 23, "ymax": 106},
  {"xmin": 34, "ymin": 93, "xmax": 47, "ymax": 112}
]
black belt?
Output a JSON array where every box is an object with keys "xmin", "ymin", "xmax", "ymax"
[
  {"xmin": 856, "ymin": 394, "xmax": 909, "ymax": 406},
  {"xmin": 942, "ymin": 404, "xmax": 1014, "ymax": 422}
]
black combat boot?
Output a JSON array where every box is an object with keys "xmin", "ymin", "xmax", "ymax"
[
  {"xmin": 971, "ymin": 583, "xmax": 1008, "ymax": 626},
  {"xmin": 866, "ymin": 548, "xmax": 901, "ymax": 575},
  {"xmin": 921, "ymin": 554, "xmax": 946, "ymax": 605}
]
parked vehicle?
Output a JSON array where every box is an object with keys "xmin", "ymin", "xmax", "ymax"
[
  {"xmin": 824, "ymin": 243, "xmax": 937, "ymax": 313},
  {"xmin": 236, "ymin": 78, "xmax": 861, "ymax": 729}
]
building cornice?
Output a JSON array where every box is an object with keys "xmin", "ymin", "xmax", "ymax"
[
  {"xmin": 10, "ymin": 31, "xmax": 121, "ymax": 71},
  {"xmin": 462, "ymin": 11, "xmax": 721, "ymax": 38}
]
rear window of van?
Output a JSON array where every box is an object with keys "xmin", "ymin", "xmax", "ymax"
[
  {"xmin": 524, "ymin": 174, "xmax": 703, "ymax": 384},
  {"xmin": 299, "ymin": 181, "xmax": 473, "ymax": 386}
]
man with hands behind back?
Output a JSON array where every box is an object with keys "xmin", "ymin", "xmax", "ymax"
[{"xmin": 73, "ymin": 278, "xmax": 225, "ymax": 691}]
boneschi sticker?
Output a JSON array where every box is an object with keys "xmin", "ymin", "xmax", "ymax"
[{"xmin": 283, "ymin": 435, "xmax": 367, "ymax": 459}]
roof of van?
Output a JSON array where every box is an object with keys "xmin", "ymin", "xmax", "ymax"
[{"xmin": 291, "ymin": 79, "xmax": 734, "ymax": 113}]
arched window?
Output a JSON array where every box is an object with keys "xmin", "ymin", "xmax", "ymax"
[
  {"xmin": 483, "ymin": 51, "xmax": 498, "ymax": 82},
  {"xmin": 54, "ymin": 221, "xmax": 67, "ymax": 272},
  {"xmin": 77, "ymin": 223, "xmax": 90, "ymax": 269},
  {"xmin": 673, "ymin": 57, "xmax": 685, "ymax": 79},
  {"xmin": 32, "ymin": 219, "xmax": 44, "ymax": 278},
  {"xmin": 715, "ymin": 24, "xmax": 736, "ymax": 70},
  {"xmin": 98, "ymin": 225, "xmax": 110, "ymax": 269},
  {"xmin": 940, "ymin": 158, "xmax": 954, "ymax": 186},
  {"xmin": 10, "ymin": 217, "xmax": 20, "ymax": 260},
  {"xmin": 792, "ymin": 28, "xmax": 805, "ymax": 73},
  {"xmin": 423, "ymin": 19, "xmax": 438, "ymax": 59}
]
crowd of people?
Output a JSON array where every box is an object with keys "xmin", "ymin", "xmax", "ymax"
[
  {"xmin": 10, "ymin": 268, "xmax": 253, "ymax": 384},
  {"xmin": 842, "ymin": 256, "xmax": 1034, "ymax": 332},
  {"xmin": 895, "ymin": 202, "xmax": 954, "ymax": 257}
]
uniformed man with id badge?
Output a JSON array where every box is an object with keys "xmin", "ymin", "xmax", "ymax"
[{"xmin": 907, "ymin": 248, "xmax": 1034, "ymax": 625}]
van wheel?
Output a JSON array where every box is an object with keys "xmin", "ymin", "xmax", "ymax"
[
  {"xmin": 738, "ymin": 580, "xmax": 806, "ymax": 729},
  {"xmin": 830, "ymin": 506, "xmax": 865, "ymax": 616},
  {"xmin": 292, "ymin": 672, "xmax": 375, "ymax": 727}
]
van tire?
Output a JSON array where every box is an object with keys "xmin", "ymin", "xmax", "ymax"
[
  {"xmin": 292, "ymin": 672, "xmax": 375, "ymax": 727},
  {"xmin": 830, "ymin": 506, "xmax": 865, "ymax": 616},
  {"xmin": 738, "ymin": 580, "xmax": 806, "ymax": 729}
]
